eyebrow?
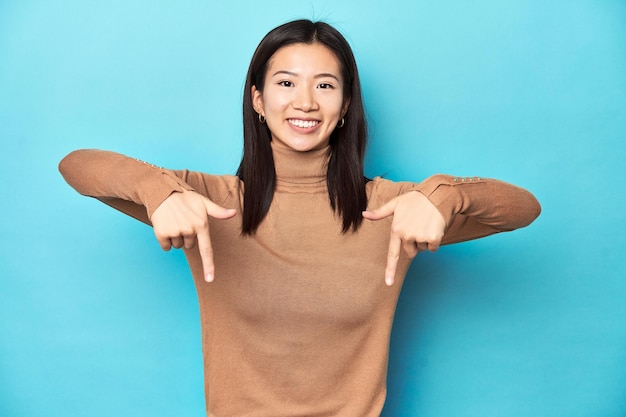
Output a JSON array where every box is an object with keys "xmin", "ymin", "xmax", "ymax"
[{"xmin": 271, "ymin": 70, "xmax": 341, "ymax": 82}]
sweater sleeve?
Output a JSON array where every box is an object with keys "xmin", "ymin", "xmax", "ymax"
[
  {"xmin": 412, "ymin": 174, "xmax": 541, "ymax": 245},
  {"xmin": 58, "ymin": 149, "xmax": 196, "ymax": 225}
]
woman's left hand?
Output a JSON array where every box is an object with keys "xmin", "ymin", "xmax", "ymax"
[{"xmin": 363, "ymin": 191, "xmax": 446, "ymax": 286}]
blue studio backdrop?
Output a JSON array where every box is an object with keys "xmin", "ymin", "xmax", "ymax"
[{"xmin": 1, "ymin": 1, "xmax": 625, "ymax": 416}]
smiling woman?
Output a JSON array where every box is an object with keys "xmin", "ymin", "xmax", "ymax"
[
  {"xmin": 252, "ymin": 43, "xmax": 349, "ymax": 152},
  {"xmin": 58, "ymin": 19, "xmax": 540, "ymax": 417},
  {"xmin": 239, "ymin": 21, "xmax": 369, "ymax": 236}
]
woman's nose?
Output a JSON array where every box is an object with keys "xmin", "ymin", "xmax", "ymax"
[{"xmin": 292, "ymin": 86, "xmax": 317, "ymax": 112}]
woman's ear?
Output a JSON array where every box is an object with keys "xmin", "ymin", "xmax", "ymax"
[
  {"xmin": 252, "ymin": 86, "xmax": 264, "ymax": 115},
  {"xmin": 341, "ymin": 97, "xmax": 351, "ymax": 118}
]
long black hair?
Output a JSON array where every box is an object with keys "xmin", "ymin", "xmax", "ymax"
[{"xmin": 237, "ymin": 19, "xmax": 368, "ymax": 235}]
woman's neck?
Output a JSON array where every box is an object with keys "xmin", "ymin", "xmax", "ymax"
[{"xmin": 271, "ymin": 141, "xmax": 329, "ymax": 190}]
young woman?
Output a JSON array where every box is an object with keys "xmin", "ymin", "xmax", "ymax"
[{"xmin": 59, "ymin": 19, "xmax": 540, "ymax": 417}]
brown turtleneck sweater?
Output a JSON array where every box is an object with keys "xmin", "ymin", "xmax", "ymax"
[{"xmin": 59, "ymin": 143, "xmax": 540, "ymax": 416}]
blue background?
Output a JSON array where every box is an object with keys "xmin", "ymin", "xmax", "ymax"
[{"xmin": 1, "ymin": 1, "xmax": 625, "ymax": 416}]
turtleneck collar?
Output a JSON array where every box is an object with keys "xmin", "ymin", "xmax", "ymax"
[{"xmin": 271, "ymin": 141, "xmax": 329, "ymax": 192}]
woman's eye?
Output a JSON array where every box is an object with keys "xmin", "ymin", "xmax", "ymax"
[
  {"xmin": 318, "ymin": 83, "xmax": 334, "ymax": 89},
  {"xmin": 278, "ymin": 81, "xmax": 293, "ymax": 87}
]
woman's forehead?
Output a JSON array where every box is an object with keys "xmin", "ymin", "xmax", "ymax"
[{"xmin": 266, "ymin": 43, "xmax": 342, "ymax": 77}]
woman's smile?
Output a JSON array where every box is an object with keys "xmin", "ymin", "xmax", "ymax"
[{"xmin": 287, "ymin": 118, "xmax": 321, "ymax": 129}]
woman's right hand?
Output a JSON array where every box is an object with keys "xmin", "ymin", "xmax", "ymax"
[{"xmin": 150, "ymin": 190, "xmax": 237, "ymax": 282}]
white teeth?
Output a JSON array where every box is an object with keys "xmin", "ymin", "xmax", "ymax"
[{"xmin": 289, "ymin": 119, "xmax": 319, "ymax": 128}]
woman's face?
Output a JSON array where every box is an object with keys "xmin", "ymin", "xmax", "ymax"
[{"xmin": 252, "ymin": 43, "xmax": 349, "ymax": 152}]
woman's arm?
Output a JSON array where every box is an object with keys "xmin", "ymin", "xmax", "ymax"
[
  {"xmin": 416, "ymin": 174, "xmax": 541, "ymax": 244},
  {"xmin": 59, "ymin": 149, "xmax": 196, "ymax": 224},
  {"xmin": 59, "ymin": 149, "xmax": 236, "ymax": 281},
  {"xmin": 363, "ymin": 174, "xmax": 541, "ymax": 285}
]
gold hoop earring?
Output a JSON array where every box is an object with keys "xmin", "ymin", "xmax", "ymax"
[
  {"xmin": 258, "ymin": 114, "xmax": 266, "ymax": 124},
  {"xmin": 337, "ymin": 118, "xmax": 345, "ymax": 128}
]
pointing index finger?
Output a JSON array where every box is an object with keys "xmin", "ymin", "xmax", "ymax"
[
  {"xmin": 196, "ymin": 225, "xmax": 215, "ymax": 282},
  {"xmin": 385, "ymin": 234, "xmax": 402, "ymax": 286}
]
